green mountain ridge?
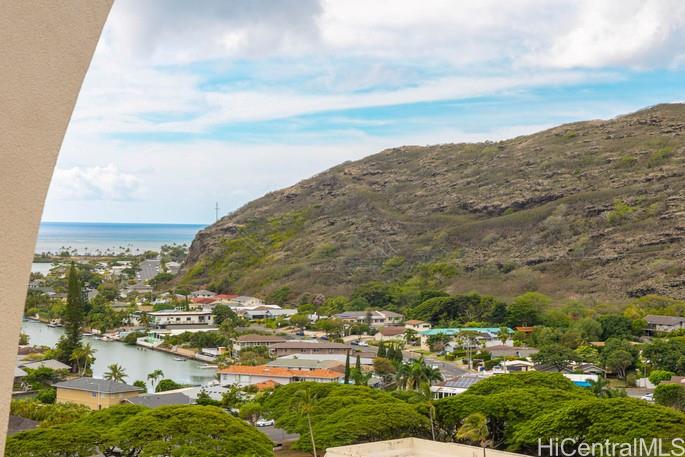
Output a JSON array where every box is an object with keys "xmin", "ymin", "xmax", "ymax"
[{"xmin": 178, "ymin": 104, "xmax": 685, "ymax": 302}]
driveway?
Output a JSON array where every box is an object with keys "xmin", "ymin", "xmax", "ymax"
[
  {"xmin": 403, "ymin": 350, "xmax": 467, "ymax": 378},
  {"xmin": 259, "ymin": 426, "xmax": 300, "ymax": 445}
]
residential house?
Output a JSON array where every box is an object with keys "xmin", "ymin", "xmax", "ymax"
[
  {"xmin": 483, "ymin": 345, "xmax": 539, "ymax": 358},
  {"xmin": 234, "ymin": 334, "xmax": 287, "ymax": 352},
  {"xmin": 418, "ymin": 327, "xmax": 512, "ymax": 351},
  {"xmin": 54, "ymin": 378, "xmax": 143, "ymax": 410},
  {"xmin": 645, "ymin": 315, "xmax": 685, "ymax": 335},
  {"xmin": 277, "ymin": 353, "xmax": 375, "ymax": 366},
  {"xmin": 334, "ymin": 310, "xmax": 403, "ymax": 327},
  {"xmin": 219, "ymin": 364, "xmax": 344, "ymax": 387},
  {"xmin": 267, "ymin": 357, "xmax": 343, "ymax": 372},
  {"xmin": 149, "ymin": 309, "xmax": 214, "ymax": 327},
  {"xmin": 189, "ymin": 289, "xmax": 217, "ymax": 299},
  {"xmin": 374, "ymin": 326, "xmax": 406, "ymax": 341},
  {"xmin": 430, "ymin": 374, "xmax": 486, "ymax": 399},
  {"xmin": 270, "ymin": 341, "xmax": 352, "ymax": 357},
  {"xmin": 405, "ymin": 320, "xmax": 431, "ymax": 331}
]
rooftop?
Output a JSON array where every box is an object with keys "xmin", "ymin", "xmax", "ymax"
[
  {"xmin": 324, "ymin": 438, "xmax": 526, "ymax": 457},
  {"xmin": 644, "ymin": 314, "xmax": 685, "ymax": 325},
  {"xmin": 271, "ymin": 341, "xmax": 351, "ymax": 350},
  {"xmin": 20, "ymin": 359, "xmax": 71, "ymax": 371},
  {"xmin": 237, "ymin": 334, "xmax": 287, "ymax": 343},
  {"xmin": 127, "ymin": 392, "xmax": 193, "ymax": 408},
  {"xmin": 267, "ymin": 358, "xmax": 343, "ymax": 370},
  {"xmin": 419, "ymin": 327, "xmax": 512, "ymax": 336},
  {"xmin": 220, "ymin": 364, "xmax": 344, "ymax": 379},
  {"xmin": 54, "ymin": 378, "xmax": 144, "ymax": 394}
]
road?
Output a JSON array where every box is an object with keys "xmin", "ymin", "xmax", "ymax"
[
  {"xmin": 138, "ymin": 258, "xmax": 161, "ymax": 282},
  {"xmin": 403, "ymin": 350, "xmax": 467, "ymax": 378}
]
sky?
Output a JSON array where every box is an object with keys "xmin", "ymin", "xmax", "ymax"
[{"xmin": 43, "ymin": 0, "xmax": 685, "ymax": 224}]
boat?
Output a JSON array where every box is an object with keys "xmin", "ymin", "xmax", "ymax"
[
  {"xmin": 173, "ymin": 357, "xmax": 186, "ymax": 361},
  {"xmin": 199, "ymin": 364, "xmax": 218, "ymax": 369}
]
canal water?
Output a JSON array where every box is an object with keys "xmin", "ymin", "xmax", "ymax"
[{"xmin": 21, "ymin": 320, "xmax": 216, "ymax": 387}]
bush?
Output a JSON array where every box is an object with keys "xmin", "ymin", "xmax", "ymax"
[
  {"xmin": 654, "ymin": 384, "xmax": 685, "ymax": 411},
  {"xmin": 649, "ymin": 370, "xmax": 675, "ymax": 386},
  {"xmin": 36, "ymin": 388, "xmax": 56, "ymax": 404}
]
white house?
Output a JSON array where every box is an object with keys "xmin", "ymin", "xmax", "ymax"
[
  {"xmin": 334, "ymin": 310, "xmax": 403, "ymax": 327},
  {"xmin": 404, "ymin": 320, "xmax": 432, "ymax": 331},
  {"xmin": 233, "ymin": 334, "xmax": 286, "ymax": 352},
  {"xmin": 189, "ymin": 289, "xmax": 217, "ymax": 299},
  {"xmin": 149, "ymin": 309, "xmax": 214, "ymax": 326}
]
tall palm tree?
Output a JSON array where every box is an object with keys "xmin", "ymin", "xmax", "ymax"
[
  {"xmin": 104, "ymin": 363, "xmax": 127, "ymax": 383},
  {"xmin": 292, "ymin": 388, "xmax": 319, "ymax": 457},
  {"xmin": 456, "ymin": 412, "xmax": 491, "ymax": 457},
  {"xmin": 147, "ymin": 369, "xmax": 164, "ymax": 390}
]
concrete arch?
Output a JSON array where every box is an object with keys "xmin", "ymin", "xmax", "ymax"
[{"xmin": 0, "ymin": 1, "xmax": 112, "ymax": 451}]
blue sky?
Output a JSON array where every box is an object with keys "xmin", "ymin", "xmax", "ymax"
[{"xmin": 43, "ymin": 0, "xmax": 685, "ymax": 224}]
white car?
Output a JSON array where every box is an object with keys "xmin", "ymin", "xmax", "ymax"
[
  {"xmin": 357, "ymin": 340, "xmax": 369, "ymax": 347},
  {"xmin": 641, "ymin": 393, "xmax": 654, "ymax": 402},
  {"xmin": 255, "ymin": 418, "xmax": 275, "ymax": 427}
]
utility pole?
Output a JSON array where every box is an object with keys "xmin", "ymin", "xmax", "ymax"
[{"xmin": 215, "ymin": 202, "xmax": 219, "ymax": 222}]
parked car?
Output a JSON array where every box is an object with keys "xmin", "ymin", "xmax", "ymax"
[
  {"xmin": 255, "ymin": 418, "xmax": 275, "ymax": 427},
  {"xmin": 641, "ymin": 393, "xmax": 654, "ymax": 402},
  {"xmin": 357, "ymin": 340, "xmax": 369, "ymax": 347}
]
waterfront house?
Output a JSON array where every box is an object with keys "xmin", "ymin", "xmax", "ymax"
[
  {"xmin": 644, "ymin": 314, "xmax": 685, "ymax": 335},
  {"xmin": 54, "ymin": 378, "xmax": 143, "ymax": 410},
  {"xmin": 334, "ymin": 310, "xmax": 403, "ymax": 327},
  {"xmin": 234, "ymin": 334, "xmax": 287, "ymax": 352},
  {"xmin": 149, "ymin": 309, "xmax": 214, "ymax": 327},
  {"xmin": 219, "ymin": 364, "xmax": 344, "ymax": 387},
  {"xmin": 270, "ymin": 341, "xmax": 352, "ymax": 357}
]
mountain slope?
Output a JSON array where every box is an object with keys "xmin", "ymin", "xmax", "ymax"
[{"xmin": 179, "ymin": 104, "xmax": 685, "ymax": 301}]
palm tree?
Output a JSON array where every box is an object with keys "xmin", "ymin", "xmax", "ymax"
[
  {"xmin": 104, "ymin": 363, "xmax": 127, "ymax": 383},
  {"xmin": 69, "ymin": 343, "xmax": 97, "ymax": 376},
  {"xmin": 456, "ymin": 412, "xmax": 491, "ymax": 457},
  {"xmin": 292, "ymin": 388, "xmax": 319, "ymax": 457},
  {"xmin": 395, "ymin": 357, "xmax": 443, "ymax": 391},
  {"xmin": 147, "ymin": 369, "xmax": 164, "ymax": 391},
  {"xmin": 139, "ymin": 312, "xmax": 151, "ymax": 329}
]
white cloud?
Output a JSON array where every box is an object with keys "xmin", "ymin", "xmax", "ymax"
[{"xmin": 50, "ymin": 164, "xmax": 144, "ymax": 201}]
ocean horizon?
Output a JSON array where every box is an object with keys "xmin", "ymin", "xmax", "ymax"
[{"xmin": 34, "ymin": 221, "xmax": 207, "ymax": 255}]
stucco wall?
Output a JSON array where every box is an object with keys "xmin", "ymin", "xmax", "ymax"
[
  {"xmin": 0, "ymin": 1, "xmax": 111, "ymax": 451},
  {"xmin": 56, "ymin": 388, "xmax": 140, "ymax": 410}
]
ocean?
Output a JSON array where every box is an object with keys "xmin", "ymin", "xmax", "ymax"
[{"xmin": 34, "ymin": 221, "xmax": 206, "ymax": 255}]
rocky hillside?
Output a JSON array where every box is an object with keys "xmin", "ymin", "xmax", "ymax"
[{"xmin": 179, "ymin": 104, "xmax": 685, "ymax": 301}]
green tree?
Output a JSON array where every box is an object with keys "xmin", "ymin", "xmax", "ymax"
[
  {"xmin": 103, "ymin": 363, "xmax": 127, "ymax": 383},
  {"xmin": 156, "ymin": 379, "xmax": 183, "ymax": 392},
  {"xmin": 531, "ymin": 344, "xmax": 576, "ymax": 371},
  {"xmin": 456, "ymin": 412, "xmax": 490, "ymax": 457},
  {"xmin": 239, "ymin": 401, "xmax": 263, "ymax": 424},
  {"xmin": 59, "ymin": 263, "xmax": 85, "ymax": 369},
  {"xmin": 505, "ymin": 292, "xmax": 550, "ymax": 327},
  {"xmin": 649, "ymin": 370, "xmax": 676, "ymax": 386},
  {"xmin": 605, "ymin": 350, "xmax": 633, "ymax": 379},
  {"xmin": 132, "ymin": 380, "xmax": 147, "ymax": 393},
  {"xmin": 344, "ymin": 352, "xmax": 351, "ymax": 384},
  {"xmin": 212, "ymin": 304, "xmax": 237, "ymax": 326}
]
